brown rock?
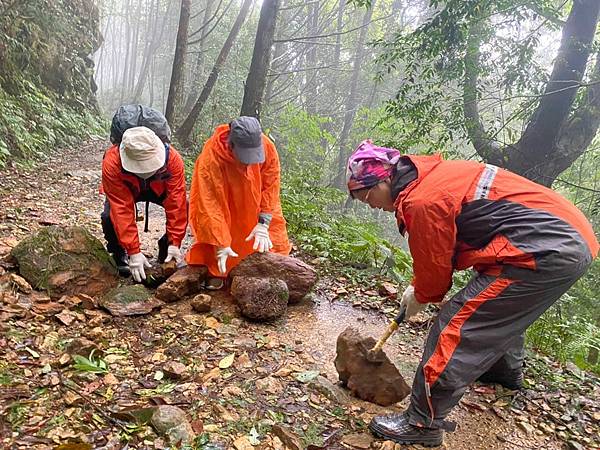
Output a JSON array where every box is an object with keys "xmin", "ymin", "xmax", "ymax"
[
  {"xmin": 163, "ymin": 361, "xmax": 188, "ymax": 380},
  {"xmin": 151, "ymin": 405, "xmax": 195, "ymax": 446},
  {"xmin": 190, "ymin": 293, "xmax": 212, "ymax": 313},
  {"xmin": 334, "ymin": 327, "xmax": 410, "ymax": 406},
  {"xmin": 230, "ymin": 252, "xmax": 317, "ymax": 303},
  {"xmin": 0, "ymin": 273, "xmax": 32, "ymax": 294},
  {"xmin": 10, "ymin": 226, "xmax": 118, "ymax": 298},
  {"xmin": 378, "ymin": 282, "xmax": 398, "ymax": 298},
  {"xmin": 342, "ymin": 433, "xmax": 373, "ymax": 449},
  {"xmin": 143, "ymin": 261, "xmax": 178, "ymax": 288},
  {"xmin": 231, "ymin": 276, "xmax": 288, "ymax": 321},
  {"xmin": 155, "ymin": 265, "xmax": 208, "ymax": 302},
  {"xmin": 31, "ymin": 300, "xmax": 64, "ymax": 315},
  {"xmin": 271, "ymin": 424, "xmax": 303, "ymax": 450},
  {"xmin": 65, "ymin": 337, "xmax": 100, "ymax": 357},
  {"xmin": 100, "ymin": 284, "xmax": 163, "ymax": 316}
]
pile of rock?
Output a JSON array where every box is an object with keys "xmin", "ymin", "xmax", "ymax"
[{"xmin": 229, "ymin": 252, "xmax": 318, "ymax": 321}]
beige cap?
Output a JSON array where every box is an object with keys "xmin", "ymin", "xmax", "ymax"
[{"xmin": 119, "ymin": 126, "xmax": 166, "ymax": 174}]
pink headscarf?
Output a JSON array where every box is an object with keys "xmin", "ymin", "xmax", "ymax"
[{"xmin": 346, "ymin": 140, "xmax": 401, "ymax": 193}]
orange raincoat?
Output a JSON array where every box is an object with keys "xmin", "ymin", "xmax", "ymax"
[{"xmin": 186, "ymin": 124, "xmax": 291, "ymax": 276}]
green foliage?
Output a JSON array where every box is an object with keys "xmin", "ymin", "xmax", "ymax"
[
  {"xmin": 375, "ymin": 0, "xmax": 567, "ymax": 150},
  {"xmin": 0, "ymin": 0, "xmax": 103, "ymax": 166},
  {"xmin": 72, "ymin": 350, "xmax": 109, "ymax": 374},
  {"xmin": 275, "ymin": 107, "xmax": 412, "ymax": 281}
]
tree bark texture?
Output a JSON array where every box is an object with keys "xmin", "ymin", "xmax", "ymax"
[
  {"xmin": 165, "ymin": 0, "xmax": 191, "ymax": 124},
  {"xmin": 240, "ymin": 0, "xmax": 281, "ymax": 119},
  {"xmin": 176, "ymin": 0, "xmax": 253, "ymax": 145},
  {"xmin": 463, "ymin": 0, "xmax": 600, "ymax": 186},
  {"xmin": 334, "ymin": 0, "xmax": 376, "ymax": 188}
]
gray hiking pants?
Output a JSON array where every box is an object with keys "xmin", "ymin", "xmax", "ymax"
[{"xmin": 407, "ymin": 240, "xmax": 593, "ymax": 431}]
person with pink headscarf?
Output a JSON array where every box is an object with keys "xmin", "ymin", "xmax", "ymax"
[{"xmin": 346, "ymin": 139, "xmax": 597, "ymax": 446}]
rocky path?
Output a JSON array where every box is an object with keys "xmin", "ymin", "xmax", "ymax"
[{"xmin": 0, "ymin": 141, "xmax": 598, "ymax": 449}]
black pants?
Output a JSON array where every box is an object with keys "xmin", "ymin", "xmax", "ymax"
[{"xmin": 101, "ymin": 194, "xmax": 168, "ymax": 261}]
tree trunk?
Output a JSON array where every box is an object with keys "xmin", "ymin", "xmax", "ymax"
[
  {"xmin": 240, "ymin": 0, "xmax": 281, "ymax": 119},
  {"xmin": 333, "ymin": 0, "xmax": 376, "ymax": 188},
  {"xmin": 176, "ymin": 0, "xmax": 253, "ymax": 145},
  {"xmin": 305, "ymin": 1, "xmax": 319, "ymax": 114},
  {"xmin": 464, "ymin": 0, "xmax": 600, "ymax": 186},
  {"xmin": 165, "ymin": 0, "xmax": 191, "ymax": 124},
  {"xmin": 183, "ymin": 0, "xmax": 214, "ymax": 115}
]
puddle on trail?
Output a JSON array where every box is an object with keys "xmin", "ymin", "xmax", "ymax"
[{"xmin": 274, "ymin": 297, "xmax": 425, "ymax": 381}]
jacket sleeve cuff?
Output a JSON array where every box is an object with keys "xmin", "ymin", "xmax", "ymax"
[{"xmin": 125, "ymin": 245, "xmax": 141, "ymax": 256}]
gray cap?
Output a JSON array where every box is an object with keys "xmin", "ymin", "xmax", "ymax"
[{"xmin": 229, "ymin": 116, "xmax": 265, "ymax": 164}]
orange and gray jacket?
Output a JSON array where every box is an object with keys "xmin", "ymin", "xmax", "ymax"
[
  {"xmin": 101, "ymin": 144, "xmax": 188, "ymax": 255},
  {"xmin": 392, "ymin": 155, "xmax": 599, "ymax": 304}
]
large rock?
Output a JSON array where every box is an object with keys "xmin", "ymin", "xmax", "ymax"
[
  {"xmin": 10, "ymin": 226, "xmax": 118, "ymax": 298},
  {"xmin": 230, "ymin": 253, "xmax": 317, "ymax": 303},
  {"xmin": 100, "ymin": 284, "xmax": 162, "ymax": 316},
  {"xmin": 155, "ymin": 265, "xmax": 208, "ymax": 302},
  {"xmin": 334, "ymin": 327, "xmax": 410, "ymax": 406},
  {"xmin": 231, "ymin": 276, "xmax": 288, "ymax": 321},
  {"xmin": 151, "ymin": 405, "xmax": 195, "ymax": 446}
]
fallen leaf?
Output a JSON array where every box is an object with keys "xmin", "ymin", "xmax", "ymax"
[
  {"xmin": 219, "ymin": 353, "xmax": 235, "ymax": 369},
  {"xmin": 295, "ymin": 370, "xmax": 319, "ymax": 383}
]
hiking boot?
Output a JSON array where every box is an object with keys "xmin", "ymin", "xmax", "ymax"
[
  {"xmin": 112, "ymin": 251, "xmax": 130, "ymax": 277},
  {"xmin": 477, "ymin": 369, "xmax": 524, "ymax": 390},
  {"xmin": 369, "ymin": 412, "xmax": 443, "ymax": 447},
  {"xmin": 157, "ymin": 234, "xmax": 169, "ymax": 264}
]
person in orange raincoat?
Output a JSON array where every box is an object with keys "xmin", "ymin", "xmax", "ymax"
[{"xmin": 187, "ymin": 116, "xmax": 291, "ymax": 289}]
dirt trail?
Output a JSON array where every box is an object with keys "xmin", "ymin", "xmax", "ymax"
[{"xmin": 0, "ymin": 141, "xmax": 591, "ymax": 449}]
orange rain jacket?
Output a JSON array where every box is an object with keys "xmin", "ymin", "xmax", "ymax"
[
  {"xmin": 101, "ymin": 144, "xmax": 188, "ymax": 255},
  {"xmin": 395, "ymin": 155, "xmax": 599, "ymax": 304},
  {"xmin": 186, "ymin": 124, "xmax": 291, "ymax": 276}
]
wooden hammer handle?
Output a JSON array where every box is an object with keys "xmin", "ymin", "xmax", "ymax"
[{"xmin": 370, "ymin": 306, "xmax": 407, "ymax": 353}]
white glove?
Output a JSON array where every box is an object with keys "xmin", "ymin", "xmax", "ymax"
[
  {"xmin": 245, "ymin": 223, "xmax": 273, "ymax": 253},
  {"xmin": 400, "ymin": 285, "xmax": 427, "ymax": 319},
  {"xmin": 164, "ymin": 245, "xmax": 183, "ymax": 264},
  {"xmin": 129, "ymin": 252, "xmax": 151, "ymax": 282},
  {"xmin": 216, "ymin": 247, "xmax": 238, "ymax": 274}
]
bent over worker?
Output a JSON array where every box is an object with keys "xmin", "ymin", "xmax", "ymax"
[
  {"xmin": 101, "ymin": 126, "xmax": 187, "ymax": 282},
  {"xmin": 346, "ymin": 140, "xmax": 598, "ymax": 446},
  {"xmin": 187, "ymin": 116, "xmax": 291, "ymax": 289}
]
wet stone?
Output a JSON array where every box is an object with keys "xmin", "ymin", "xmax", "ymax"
[
  {"xmin": 231, "ymin": 276, "xmax": 288, "ymax": 321},
  {"xmin": 334, "ymin": 327, "xmax": 410, "ymax": 406}
]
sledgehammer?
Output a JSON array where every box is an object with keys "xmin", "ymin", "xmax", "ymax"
[{"xmin": 366, "ymin": 306, "xmax": 407, "ymax": 362}]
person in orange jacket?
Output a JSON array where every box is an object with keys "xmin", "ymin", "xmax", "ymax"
[
  {"xmin": 187, "ymin": 116, "xmax": 291, "ymax": 289},
  {"xmin": 101, "ymin": 126, "xmax": 188, "ymax": 282},
  {"xmin": 346, "ymin": 140, "xmax": 598, "ymax": 446}
]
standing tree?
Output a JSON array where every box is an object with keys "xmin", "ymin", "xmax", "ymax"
[
  {"xmin": 378, "ymin": 0, "xmax": 600, "ymax": 187},
  {"xmin": 240, "ymin": 0, "xmax": 281, "ymax": 118},
  {"xmin": 334, "ymin": 0, "xmax": 376, "ymax": 187},
  {"xmin": 165, "ymin": 0, "xmax": 191, "ymax": 124},
  {"xmin": 176, "ymin": 0, "xmax": 253, "ymax": 145}
]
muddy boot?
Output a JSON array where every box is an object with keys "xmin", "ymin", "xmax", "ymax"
[
  {"xmin": 112, "ymin": 250, "xmax": 130, "ymax": 277},
  {"xmin": 369, "ymin": 412, "xmax": 443, "ymax": 447},
  {"xmin": 477, "ymin": 369, "xmax": 524, "ymax": 390},
  {"xmin": 157, "ymin": 234, "xmax": 168, "ymax": 264}
]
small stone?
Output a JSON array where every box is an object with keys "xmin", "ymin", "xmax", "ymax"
[
  {"xmin": 378, "ymin": 282, "xmax": 398, "ymax": 298},
  {"xmin": 190, "ymin": 293, "xmax": 212, "ymax": 313},
  {"xmin": 163, "ymin": 361, "xmax": 188, "ymax": 379},
  {"xmin": 256, "ymin": 376, "xmax": 284, "ymax": 395},
  {"xmin": 103, "ymin": 373, "xmax": 119, "ymax": 385},
  {"xmin": 310, "ymin": 376, "xmax": 351, "ymax": 405},
  {"xmin": 379, "ymin": 441, "xmax": 396, "ymax": 450},
  {"xmin": 155, "ymin": 265, "xmax": 208, "ymax": 302},
  {"xmin": 518, "ymin": 421, "xmax": 535, "ymax": 435},
  {"xmin": 271, "ymin": 424, "xmax": 303, "ymax": 450},
  {"xmin": 63, "ymin": 390, "xmax": 83, "ymax": 406},
  {"xmin": 65, "ymin": 337, "xmax": 99, "ymax": 358},
  {"xmin": 55, "ymin": 309, "xmax": 77, "ymax": 326},
  {"xmin": 342, "ymin": 433, "xmax": 373, "ymax": 449},
  {"xmin": 233, "ymin": 436, "xmax": 254, "ymax": 450},
  {"xmin": 151, "ymin": 405, "xmax": 195, "ymax": 446},
  {"xmin": 100, "ymin": 285, "xmax": 163, "ymax": 316}
]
